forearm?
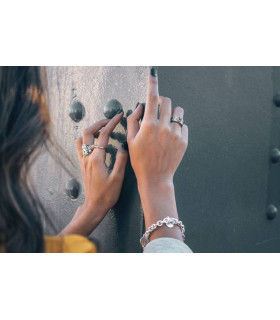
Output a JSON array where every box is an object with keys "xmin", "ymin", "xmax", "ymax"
[
  {"xmin": 59, "ymin": 205, "xmax": 103, "ymax": 237},
  {"xmin": 138, "ymin": 179, "xmax": 183, "ymax": 242}
]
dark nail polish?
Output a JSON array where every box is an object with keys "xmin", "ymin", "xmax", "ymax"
[
  {"xmin": 122, "ymin": 142, "xmax": 128, "ymax": 151},
  {"xmin": 140, "ymin": 102, "xmax": 146, "ymax": 120},
  {"xmin": 117, "ymin": 109, "xmax": 123, "ymax": 114},
  {"xmin": 150, "ymin": 67, "xmax": 157, "ymax": 77},
  {"xmin": 126, "ymin": 109, "xmax": 133, "ymax": 117},
  {"xmin": 135, "ymin": 102, "xmax": 140, "ymax": 109}
]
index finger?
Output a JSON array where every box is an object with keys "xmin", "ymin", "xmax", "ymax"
[
  {"xmin": 143, "ymin": 67, "xmax": 159, "ymax": 122},
  {"xmin": 93, "ymin": 111, "xmax": 124, "ymax": 161}
]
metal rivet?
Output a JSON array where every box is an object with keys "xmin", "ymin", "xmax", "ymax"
[
  {"xmin": 273, "ymin": 94, "xmax": 280, "ymax": 107},
  {"xmin": 266, "ymin": 205, "xmax": 278, "ymax": 220},
  {"xmin": 65, "ymin": 179, "xmax": 80, "ymax": 200},
  {"xmin": 270, "ymin": 148, "xmax": 280, "ymax": 164},
  {"xmin": 69, "ymin": 101, "xmax": 85, "ymax": 122},
  {"xmin": 104, "ymin": 99, "xmax": 123, "ymax": 119}
]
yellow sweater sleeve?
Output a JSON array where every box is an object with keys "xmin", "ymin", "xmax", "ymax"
[{"xmin": 44, "ymin": 235, "xmax": 97, "ymax": 253}]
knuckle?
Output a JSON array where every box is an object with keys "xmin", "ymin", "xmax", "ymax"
[
  {"xmin": 112, "ymin": 171, "xmax": 122, "ymax": 181},
  {"xmin": 143, "ymin": 121, "xmax": 157, "ymax": 132},
  {"xmin": 160, "ymin": 126, "xmax": 171, "ymax": 135},
  {"xmin": 173, "ymin": 132, "xmax": 181, "ymax": 141},
  {"xmin": 148, "ymin": 93, "xmax": 158, "ymax": 102},
  {"xmin": 100, "ymin": 127, "xmax": 109, "ymax": 136},
  {"xmin": 90, "ymin": 153, "xmax": 101, "ymax": 164}
]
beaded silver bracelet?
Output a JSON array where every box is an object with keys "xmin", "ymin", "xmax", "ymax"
[{"xmin": 140, "ymin": 216, "xmax": 185, "ymax": 248}]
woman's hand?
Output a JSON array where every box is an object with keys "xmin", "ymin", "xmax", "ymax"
[
  {"xmin": 60, "ymin": 111, "xmax": 128, "ymax": 236},
  {"xmin": 127, "ymin": 68, "xmax": 188, "ymax": 241},
  {"xmin": 127, "ymin": 70, "xmax": 188, "ymax": 188}
]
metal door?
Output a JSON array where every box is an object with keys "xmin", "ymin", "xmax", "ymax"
[{"xmin": 32, "ymin": 66, "xmax": 280, "ymax": 252}]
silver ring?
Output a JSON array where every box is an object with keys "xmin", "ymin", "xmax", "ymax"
[
  {"xmin": 171, "ymin": 116, "xmax": 184, "ymax": 127},
  {"xmin": 82, "ymin": 144, "xmax": 106, "ymax": 156}
]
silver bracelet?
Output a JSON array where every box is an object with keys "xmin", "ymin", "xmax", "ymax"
[{"xmin": 140, "ymin": 216, "xmax": 185, "ymax": 248}]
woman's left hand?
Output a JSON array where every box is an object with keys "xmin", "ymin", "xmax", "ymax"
[{"xmin": 60, "ymin": 111, "xmax": 128, "ymax": 236}]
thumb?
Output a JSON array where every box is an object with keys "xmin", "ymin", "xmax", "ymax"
[{"xmin": 127, "ymin": 103, "xmax": 143, "ymax": 142}]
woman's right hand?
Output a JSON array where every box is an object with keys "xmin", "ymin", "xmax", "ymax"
[
  {"xmin": 127, "ymin": 69, "xmax": 188, "ymax": 189},
  {"xmin": 127, "ymin": 68, "xmax": 188, "ymax": 242}
]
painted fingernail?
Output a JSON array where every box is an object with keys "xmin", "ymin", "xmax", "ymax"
[
  {"xmin": 126, "ymin": 109, "xmax": 133, "ymax": 117},
  {"xmin": 140, "ymin": 102, "xmax": 146, "ymax": 120},
  {"xmin": 150, "ymin": 67, "xmax": 157, "ymax": 77},
  {"xmin": 135, "ymin": 102, "xmax": 140, "ymax": 109},
  {"xmin": 122, "ymin": 142, "xmax": 128, "ymax": 151},
  {"xmin": 117, "ymin": 109, "xmax": 123, "ymax": 114}
]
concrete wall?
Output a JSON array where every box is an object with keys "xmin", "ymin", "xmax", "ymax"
[{"xmin": 32, "ymin": 67, "xmax": 148, "ymax": 252}]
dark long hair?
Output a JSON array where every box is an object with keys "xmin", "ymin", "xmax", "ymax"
[{"xmin": 0, "ymin": 67, "xmax": 51, "ymax": 252}]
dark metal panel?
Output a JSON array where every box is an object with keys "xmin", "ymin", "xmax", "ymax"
[
  {"xmin": 259, "ymin": 67, "xmax": 280, "ymax": 252},
  {"xmin": 158, "ymin": 67, "xmax": 278, "ymax": 252}
]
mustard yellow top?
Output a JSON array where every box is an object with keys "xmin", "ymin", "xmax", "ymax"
[
  {"xmin": 44, "ymin": 235, "xmax": 97, "ymax": 253},
  {"xmin": 0, "ymin": 235, "xmax": 97, "ymax": 253}
]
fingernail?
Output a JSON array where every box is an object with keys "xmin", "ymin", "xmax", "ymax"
[
  {"xmin": 140, "ymin": 102, "xmax": 146, "ymax": 120},
  {"xmin": 135, "ymin": 102, "xmax": 140, "ymax": 109},
  {"xmin": 126, "ymin": 109, "xmax": 133, "ymax": 117},
  {"xmin": 122, "ymin": 142, "xmax": 128, "ymax": 151},
  {"xmin": 117, "ymin": 109, "xmax": 123, "ymax": 115},
  {"xmin": 150, "ymin": 67, "xmax": 157, "ymax": 77}
]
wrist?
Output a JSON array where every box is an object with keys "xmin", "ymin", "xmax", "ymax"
[
  {"xmin": 60, "ymin": 204, "xmax": 105, "ymax": 237},
  {"xmin": 137, "ymin": 177, "xmax": 179, "ymax": 227},
  {"xmin": 137, "ymin": 176, "xmax": 174, "ymax": 195}
]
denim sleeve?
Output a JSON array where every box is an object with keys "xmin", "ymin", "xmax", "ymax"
[{"xmin": 143, "ymin": 237, "xmax": 193, "ymax": 253}]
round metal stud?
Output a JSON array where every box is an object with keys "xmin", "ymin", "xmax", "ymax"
[
  {"xmin": 65, "ymin": 179, "xmax": 80, "ymax": 200},
  {"xmin": 270, "ymin": 148, "xmax": 280, "ymax": 164},
  {"xmin": 69, "ymin": 101, "xmax": 85, "ymax": 122},
  {"xmin": 104, "ymin": 99, "xmax": 123, "ymax": 119},
  {"xmin": 273, "ymin": 93, "xmax": 280, "ymax": 107},
  {"xmin": 266, "ymin": 205, "xmax": 278, "ymax": 220}
]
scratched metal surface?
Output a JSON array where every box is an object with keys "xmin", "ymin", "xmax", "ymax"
[
  {"xmin": 32, "ymin": 67, "xmax": 148, "ymax": 252},
  {"xmin": 159, "ymin": 66, "xmax": 280, "ymax": 252}
]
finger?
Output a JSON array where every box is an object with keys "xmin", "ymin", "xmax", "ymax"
[
  {"xmin": 110, "ymin": 143, "xmax": 128, "ymax": 182},
  {"xmin": 171, "ymin": 106, "xmax": 184, "ymax": 134},
  {"xmin": 182, "ymin": 124, "xmax": 188, "ymax": 144},
  {"xmin": 94, "ymin": 111, "xmax": 124, "ymax": 160},
  {"xmin": 159, "ymin": 96, "xmax": 172, "ymax": 125},
  {"xmin": 143, "ymin": 67, "xmax": 159, "ymax": 123},
  {"xmin": 127, "ymin": 103, "xmax": 143, "ymax": 142},
  {"xmin": 76, "ymin": 137, "xmax": 83, "ymax": 165},
  {"xmin": 82, "ymin": 119, "xmax": 110, "ymax": 144}
]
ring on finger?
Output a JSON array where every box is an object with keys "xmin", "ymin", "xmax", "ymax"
[
  {"xmin": 82, "ymin": 144, "xmax": 106, "ymax": 156},
  {"xmin": 171, "ymin": 116, "xmax": 184, "ymax": 128}
]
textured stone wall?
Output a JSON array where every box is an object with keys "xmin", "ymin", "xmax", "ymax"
[{"xmin": 32, "ymin": 67, "xmax": 149, "ymax": 252}]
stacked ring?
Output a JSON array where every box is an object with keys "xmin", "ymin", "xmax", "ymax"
[{"xmin": 82, "ymin": 144, "xmax": 106, "ymax": 156}]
